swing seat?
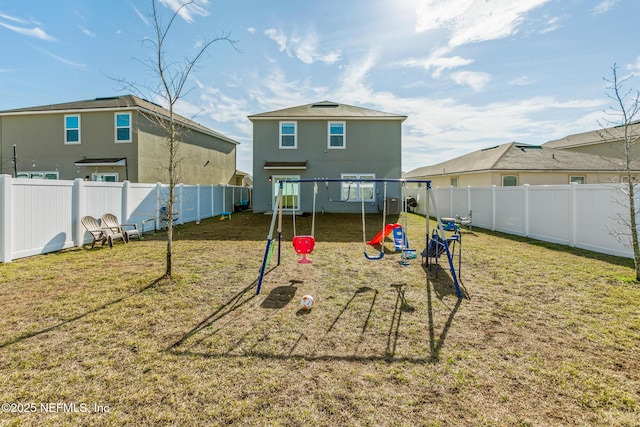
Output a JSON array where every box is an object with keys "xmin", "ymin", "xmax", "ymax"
[
  {"xmin": 364, "ymin": 251, "xmax": 384, "ymax": 260},
  {"xmin": 293, "ymin": 236, "xmax": 315, "ymax": 264}
]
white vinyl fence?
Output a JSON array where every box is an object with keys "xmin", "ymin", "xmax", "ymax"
[
  {"xmin": 0, "ymin": 175, "xmax": 252, "ymax": 263},
  {"xmin": 406, "ymin": 183, "xmax": 638, "ymax": 259}
]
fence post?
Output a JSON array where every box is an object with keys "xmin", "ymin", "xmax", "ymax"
[
  {"xmin": 492, "ymin": 185, "xmax": 497, "ymax": 231},
  {"xmin": 0, "ymin": 175, "xmax": 12, "ymax": 262},
  {"xmin": 524, "ymin": 184, "xmax": 530, "ymax": 237},
  {"xmin": 73, "ymin": 178, "xmax": 85, "ymax": 247},
  {"xmin": 155, "ymin": 182, "xmax": 162, "ymax": 230},
  {"xmin": 449, "ymin": 186, "xmax": 454, "ymax": 217},
  {"xmin": 196, "ymin": 184, "xmax": 201, "ymax": 223},
  {"xmin": 177, "ymin": 183, "xmax": 184, "ymax": 224},
  {"xmin": 211, "ymin": 184, "xmax": 216, "ymax": 218},
  {"xmin": 122, "ymin": 180, "xmax": 130, "ymax": 222},
  {"xmin": 570, "ymin": 182, "xmax": 577, "ymax": 247}
]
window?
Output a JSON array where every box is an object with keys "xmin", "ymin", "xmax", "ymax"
[
  {"xmin": 328, "ymin": 121, "xmax": 345, "ymax": 149},
  {"xmin": 569, "ymin": 176, "xmax": 585, "ymax": 184},
  {"xmin": 279, "ymin": 121, "xmax": 297, "ymax": 149},
  {"xmin": 16, "ymin": 171, "xmax": 59, "ymax": 179},
  {"xmin": 65, "ymin": 115, "xmax": 80, "ymax": 144},
  {"xmin": 92, "ymin": 173, "xmax": 118, "ymax": 182},
  {"xmin": 340, "ymin": 173, "xmax": 375, "ymax": 201},
  {"xmin": 502, "ymin": 175, "xmax": 518, "ymax": 186},
  {"xmin": 621, "ymin": 175, "xmax": 639, "ymax": 183},
  {"xmin": 115, "ymin": 113, "xmax": 132, "ymax": 143},
  {"xmin": 450, "ymin": 177, "xmax": 459, "ymax": 187}
]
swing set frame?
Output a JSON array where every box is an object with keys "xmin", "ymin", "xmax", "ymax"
[{"xmin": 255, "ymin": 178, "xmax": 463, "ymax": 299}]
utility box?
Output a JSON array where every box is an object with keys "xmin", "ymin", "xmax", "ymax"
[{"xmin": 386, "ymin": 197, "xmax": 401, "ymax": 215}]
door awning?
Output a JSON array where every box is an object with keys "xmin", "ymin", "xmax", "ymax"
[
  {"xmin": 75, "ymin": 157, "xmax": 127, "ymax": 167},
  {"xmin": 264, "ymin": 161, "xmax": 307, "ymax": 170}
]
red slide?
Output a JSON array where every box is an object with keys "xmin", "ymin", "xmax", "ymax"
[{"xmin": 367, "ymin": 223, "xmax": 402, "ymax": 246}]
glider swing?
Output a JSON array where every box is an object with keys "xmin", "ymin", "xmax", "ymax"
[{"xmin": 362, "ymin": 181, "xmax": 387, "ymax": 260}]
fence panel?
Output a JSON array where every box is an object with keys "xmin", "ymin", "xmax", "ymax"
[
  {"xmin": 11, "ymin": 179, "xmax": 76, "ymax": 258},
  {"xmin": 528, "ymin": 185, "xmax": 571, "ymax": 245},
  {"xmin": 494, "ymin": 187, "xmax": 526, "ymax": 235},
  {"xmin": 574, "ymin": 184, "xmax": 630, "ymax": 257}
]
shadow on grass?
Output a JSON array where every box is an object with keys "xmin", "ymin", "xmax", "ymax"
[
  {"xmin": 168, "ymin": 280, "xmax": 464, "ymax": 365},
  {"xmin": 0, "ymin": 276, "xmax": 165, "ymax": 349},
  {"xmin": 167, "ymin": 278, "xmax": 260, "ymax": 349}
]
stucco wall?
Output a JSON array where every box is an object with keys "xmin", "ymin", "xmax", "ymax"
[{"xmin": 252, "ymin": 118, "xmax": 403, "ymax": 213}]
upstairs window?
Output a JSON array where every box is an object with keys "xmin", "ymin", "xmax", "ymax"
[
  {"xmin": 115, "ymin": 113, "xmax": 132, "ymax": 143},
  {"xmin": 65, "ymin": 115, "xmax": 80, "ymax": 144},
  {"xmin": 280, "ymin": 121, "xmax": 297, "ymax": 149},
  {"xmin": 328, "ymin": 121, "xmax": 345, "ymax": 149}
]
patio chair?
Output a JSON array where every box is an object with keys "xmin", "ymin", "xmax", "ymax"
[
  {"xmin": 456, "ymin": 210, "xmax": 472, "ymax": 231},
  {"xmin": 159, "ymin": 206, "xmax": 179, "ymax": 229},
  {"xmin": 101, "ymin": 213, "xmax": 141, "ymax": 243},
  {"xmin": 81, "ymin": 215, "xmax": 125, "ymax": 248}
]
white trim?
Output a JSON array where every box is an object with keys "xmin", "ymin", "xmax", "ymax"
[
  {"xmin": 279, "ymin": 121, "xmax": 297, "ymax": 149},
  {"xmin": 115, "ymin": 112, "xmax": 132, "ymax": 143},
  {"xmin": 340, "ymin": 173, "xmax": 375, "ymax": 201},
  {"xmin": 92, "ymin": 172, "xmax": 119, "ymax": 182},
  {"xmin": 64, "ymin": 114, "xmax": 81, "ymax": 144},
  {"xmin": 328, "ymin": 121, "xmax": 346, "ymax": 149}
]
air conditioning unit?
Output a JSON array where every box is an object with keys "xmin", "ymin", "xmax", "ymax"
[{"xmin": 386, "ymin": 197, "xmax": 401, "ymax": 215}]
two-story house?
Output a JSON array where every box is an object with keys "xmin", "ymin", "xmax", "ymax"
[
  {"xmin": 0, "ymin": 95, "xmax": 240, "ymax": 185},
  {"xmin": 248, "ymin": 101, "xmax": 407, "ymax": 214}
]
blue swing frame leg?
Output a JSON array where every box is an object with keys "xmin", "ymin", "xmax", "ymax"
[{"xmin": 256, "ymin": 233, "xmax": 281, "ymax": 295}]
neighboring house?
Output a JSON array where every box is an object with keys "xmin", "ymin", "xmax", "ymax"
[
  {"xmin": 0, "ymin": 95, "xmax": 239, "ymax": 185},
  {"xmin": 403, "ymin": 142, "xmax": 640, "ymax": 188},
  {"xmin": 248, "ymin": 101, "xmax": 407, "ymax": 213},
  {"xmin": 543, "ymin": 121, "xmax": 640, "ymax": 160}
]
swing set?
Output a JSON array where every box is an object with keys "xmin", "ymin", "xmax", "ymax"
[{"xmin": 255, "ymin": 178, "xmax": 463, "ymax": 299}]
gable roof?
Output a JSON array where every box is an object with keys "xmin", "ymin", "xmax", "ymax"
[
  {"xmin": 543, "ymin": 121, "xmax": 640, "ymax": 149},
  {"xmin": 248, "ymin": 100, "xmax": 407, "ymax": 121},
  {"xmin": 404, "ymin": 142, "xmax": 640, "ymax": 178},
  {"xmin": 0, "ymin": 95, "xmax": 239, "ymax": 145}
]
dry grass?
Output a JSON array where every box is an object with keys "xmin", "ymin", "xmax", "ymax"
[{"xmin": 0, "ymin": 211, "xmax": 639, "ymax": 426}]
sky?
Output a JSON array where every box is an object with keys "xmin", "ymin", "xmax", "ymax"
[{"xmin": 1, "ymin": 0, "xmax": 639, "ymax": 175}]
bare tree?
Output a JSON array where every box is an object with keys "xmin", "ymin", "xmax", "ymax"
[
  {"xmin": 121, "ymin": 0, "xmax": 237, "ymax": 277},
  {"xmin": 601, "ymin": 63, "xmax": 640, "ymax": 280}
]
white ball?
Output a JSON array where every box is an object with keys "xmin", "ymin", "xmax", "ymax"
[{"xmin": 300, "ymin": 294, "xmax": 315, "ymax": 310}]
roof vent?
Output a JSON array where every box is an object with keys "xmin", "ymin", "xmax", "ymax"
[{"xmin": 311, "ymin": 101, "xmax": 339, "ymax": 108}]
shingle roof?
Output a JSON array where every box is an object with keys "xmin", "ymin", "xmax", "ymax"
[
  {"xmin": 403, "ymin": 142, "xmax": 640, "ymax": 178},
  {"xmin": 0, "ymin": 95, "xmax": 239, "ymax": 145},
  {"xmin": 543, "ymin": 121, "xmax": 640, "ymax": 149},
  {"xmin": 248, "ymin": 100, "xmax": 407, "ymax": 120}
]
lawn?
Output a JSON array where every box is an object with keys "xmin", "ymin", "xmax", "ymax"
[{"xmin": 0, "ymin": 211, "xmax": 638, "ymax": 426}]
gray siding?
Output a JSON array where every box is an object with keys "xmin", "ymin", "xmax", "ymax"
[{"xmin": 253, "ymin": 119, "xmax": 403, "ymax": 213}]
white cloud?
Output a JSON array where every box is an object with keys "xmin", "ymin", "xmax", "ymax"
[
  {"xmin": 157, "ymin": 0, "xmax": 209, "ymax": 24},
  {"xmin": 0, "ymin": 12, "xmax": 28, "ymax": 24},
  {"xmin": 592, "ymin": 0, "xmax": 619, "ymax": 16},
  {"xmin": 79, "ymin": 26, "xmax": 96, "ymax": 37},
  {"xmin": 131, "ymin": 4, "xmax": 150, "ymax": 26},
  {"xmin": 0, "ymin": 21, "xmax": 55, "ymax": 41},
  {"xmin": 414, "ymin": 0, "xmax": 551, "ymax": 47},
  {"xmin": 508, "ymin": 76, "xmax": 536, "ymax": 86},
  {"xmin": 400, "ymin": 52, "xmax": 474, "ymax": 78},
  {"xmin": 264, "ymin": 26, "xmax": 341, "ymax": 65},
  {"xmin": 450, "ymin": 70, "xmax": 491, "ymax": 91},
  {"xmin": 34, "ymin": 47, "xmax": 85, "ymax": 68},
  {"xmin": 627, "ymin": 56, "xmax": 640, "ymax": 73}
]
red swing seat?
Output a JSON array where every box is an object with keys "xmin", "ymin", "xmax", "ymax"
[{"xmin": 292, "ymin": 236, "xmax": 315, "ymax": 264}]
